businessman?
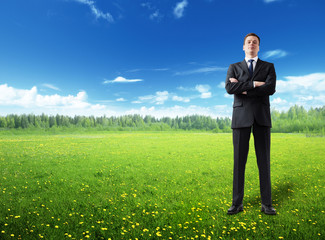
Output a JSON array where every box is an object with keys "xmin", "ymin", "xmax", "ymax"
[{"xmin": 225, "ymin": 33, "xmax": 276, "ymax": 215}]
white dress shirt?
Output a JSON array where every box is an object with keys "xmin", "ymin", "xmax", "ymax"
[
  {"xmin": 245, "ymin": 56, "xmax": 258, "ymax": 71},
  {"xmin": 245, "ymin": 56, "xmax": 258, "ymax": 88}
]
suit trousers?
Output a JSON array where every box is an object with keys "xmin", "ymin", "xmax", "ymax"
[{"xmin": 232, "ymin": 122, "xmax": 272, "ymax": 206}]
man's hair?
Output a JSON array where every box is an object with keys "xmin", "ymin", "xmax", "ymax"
[{"xmin": 244, "ymin": 33, "xmax": 260, "ymax": 45}]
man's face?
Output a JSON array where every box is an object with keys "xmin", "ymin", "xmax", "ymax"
[{"xmin": 243, "ymin": 36, "xmax": 260, "ymax": 57}]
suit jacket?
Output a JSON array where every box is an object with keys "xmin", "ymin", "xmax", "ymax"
[{"xmin": 225, "ymin": 59, "xmax": 276, "ymax": 129}]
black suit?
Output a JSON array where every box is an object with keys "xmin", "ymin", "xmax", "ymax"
[{"xmin": 225, "ymin": 59, "xmax": 276, "ymax": 206}]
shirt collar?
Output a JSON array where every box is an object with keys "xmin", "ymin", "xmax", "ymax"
[{"xmin": 245, "ymin": 56, "xmax": 258, "ymax": 63}]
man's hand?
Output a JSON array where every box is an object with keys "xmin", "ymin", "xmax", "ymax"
[
  {"xmin": 229, "ymin": 78, "xmax": 247, "ymax": 94},
  {"xmin": 229, "ymin": 78, "xmax": 238, "ymax": 83},
  {"xmin": 254, "ymin": 81, "xmax": 265, "ymax": 87}
]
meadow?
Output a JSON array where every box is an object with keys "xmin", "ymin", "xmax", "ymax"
[{"xmin": 0, "ymin": 132, "xmax": 324, "ymax": 240}]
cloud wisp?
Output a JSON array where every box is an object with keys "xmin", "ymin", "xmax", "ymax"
[
  {"xmin": 263, "ymin": 49, "xmax": 288, "ymax": 59},
  {"xmin": 173, "ymin": 0, "xmax": 188, "ymax": 19},
  {"xmin": 134, "ymin": 90, "xmax": 192, "ymax": 105},
  {"xmin": 137, "ymin": 91, "xmax": 169, "ymax": 105},
  {"xmin": 103, "ymin": 76, "xmax": 143, "ymax": 84},
  {"xmin": 74, "ymin": 0, "xmax": 114, "ymax": 23},
  {"xmin": 42, "ymin": 83, "xmax": 61, "ymax": 91},
  {"xmin": 175, "ymin": 66, "xmax": 227, "ymax": 75},
  {"xmin": 141, "ymin": 2, "xmax": 163, "ymax": 21},
  {"xmin": 264, "ymin": 0, "xmax": 280, "ymax": 3}
]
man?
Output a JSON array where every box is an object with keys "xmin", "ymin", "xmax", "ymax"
[{"xmin": 225, "ymin": 33, "xmax": 277, "ymax": 215}]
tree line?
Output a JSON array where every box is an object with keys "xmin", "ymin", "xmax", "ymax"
[{"xmin": 0, "ymin": 105, "xmax": 324, "ymax": 133}]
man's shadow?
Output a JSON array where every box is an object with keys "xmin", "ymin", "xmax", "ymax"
[{"xmin": 244, "ymin": 180, "xmax": 296, "ymax": 209}]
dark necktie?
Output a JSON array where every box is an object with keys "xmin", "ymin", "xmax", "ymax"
[{"xmin": 248, "ymin": 59, "xmax": 254, "ymax": 77}]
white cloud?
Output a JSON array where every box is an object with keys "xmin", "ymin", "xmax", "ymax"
[
  {"xmin": 0, "ymin": 84, "xmax": 111, "ymax": 116},
  {"xmin": 141, "ymin": 2, "xmax": 163, "ymax": 21},
  {"xmin": 42, "ymin": 83, "xmax": 61, "ymax": 91},
  {"xmin": 74, "ymin": 0, "xmax": 114, "ymax": 23},
  {"xmin": 218, "ymin": 82, "xmax": 225, "ymax": 88},
  {"xmin": 264, "ymin": 0, "xmax": 280, "ymax": 3},
  {"xmin": 195, "ymin": 84, "xmax": 210, "ymax": 93},
  {"xmin": 263, "ymin": 49, "xmax": 288, "ymax": 59},
  {"xmin": 177, "ymin": 84, "xmax": 213, "ymax": 99},
  {"xmin": 137, "ymin": 90, "xmax": 193, "ymax": 104},
  {"xmin": 177, "ymin": 86, "xmax": 192, "ymax": 91},
  {"xmin": 154, "ymin": 68, "xmax": 169, "ymax": 71},
  {"xmin": 116, "ymin": 98, "xmax": 126, "ymax": 102},
  {"xmin": 173, "ymin": 0, "xmax": 188, "ymax": 19},
  {"xmin": 201, "ymin": 92, "xmax": 212, "ymax": 99},
  {"xmin": 274, "ymin": 72, "xmax": 325, "ymax": 111},
  {"xmin": 298, "ymin": 96, "xmax": 313, "ymax": 101},
  {"xmin": 126, "ymin": 104, "xmax": 232, "ymax": 118},
  {"xmin": 224, "ymin": 93, "xmax": 232, "ymax": 99},
  {"xmin": 175, "ymin": 66, "xmax": 227, "ymax": 75},
  {"xmin": 195, "ymin": 84, "xmax": 212, "ymax": 99},
  {"xmin": 137, "ymin": 91, "xmax": 169, "ymax": 105},
  {"xmin": 150, "ymin": 10, "xmax": 163, "ymax": 20},
  {"xmin": 276, "ymin": 73, "xmax": 325, "ymax": 93},
  {"xmin": 314, "ymin": 95, "xmax": 325, "ymax": 101},
  {"xmin": 155, "ymin": 91, "xmax": 169, "ymax": 104},
  {"xmin": 271, "ymin": 97, "xmax": 287, "ymax": 105},
  {"xmin": 103, "ymin": 76, "xmax": 143, "ymax": 84},
  {"xmin": 141, "ymin": 2, "xmax": 152, "ymax": 9},
  {"xmin": 139, "ymin": 95, "xmax": 155, "ymax": 101},
  {"xmin": 172, "ymin": 95, "xmax": 190, "ymax": 103},
  {"xmin": 213, "ymin": 105, "xmax": 231, "ymax": 117}
]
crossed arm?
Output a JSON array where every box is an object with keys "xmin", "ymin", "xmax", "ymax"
[
  {"xmin": 225, "ymin": 63, "xmax": 276, "ymax": 97},
  {"xmin": 229, "ymin": 78, "xmax": 265, "ymax": 94}
]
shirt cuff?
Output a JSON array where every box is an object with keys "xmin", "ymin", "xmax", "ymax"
[{"xmin": 253, "ymin": 81, "xmax": 255, "ymax": 88}]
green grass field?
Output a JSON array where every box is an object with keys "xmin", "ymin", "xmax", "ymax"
[{"xmin": 0, "ymin": 132, "xmax": 324, "ymax": 240}]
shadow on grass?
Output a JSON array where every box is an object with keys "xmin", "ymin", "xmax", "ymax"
[
  {"xmin": 244, "ymin": 181, "xmax": 296, "ymax": 209},
  {"xmin": 272, "ymin": 181, "xmax": 296, "ymax": 209}
]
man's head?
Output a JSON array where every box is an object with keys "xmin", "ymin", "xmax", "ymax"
[{"xmin": 243, "ymin": 33, "xmax": 260, "ymax": 57}]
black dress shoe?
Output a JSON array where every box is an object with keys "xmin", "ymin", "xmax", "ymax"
[
  {"xmin": 227, "ymin": 204, "xmax": 243, "ymax": 215},
  {"xmin": 261, "ymin": 204, "xmax": 276, "ymax": 215}
]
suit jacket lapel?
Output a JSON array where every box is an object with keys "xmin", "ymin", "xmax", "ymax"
[
  {"xmin": 240, "ymin": 60, "xmax": 250, "ymax": 77},
  {"xmin": 252, "ymin": 59, "xmax": 264, "ymax": 79}
]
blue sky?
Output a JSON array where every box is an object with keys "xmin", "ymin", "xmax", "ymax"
[{"xmin": 1, "ymin": 0, "xmax": 325, "ymax": 117}]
